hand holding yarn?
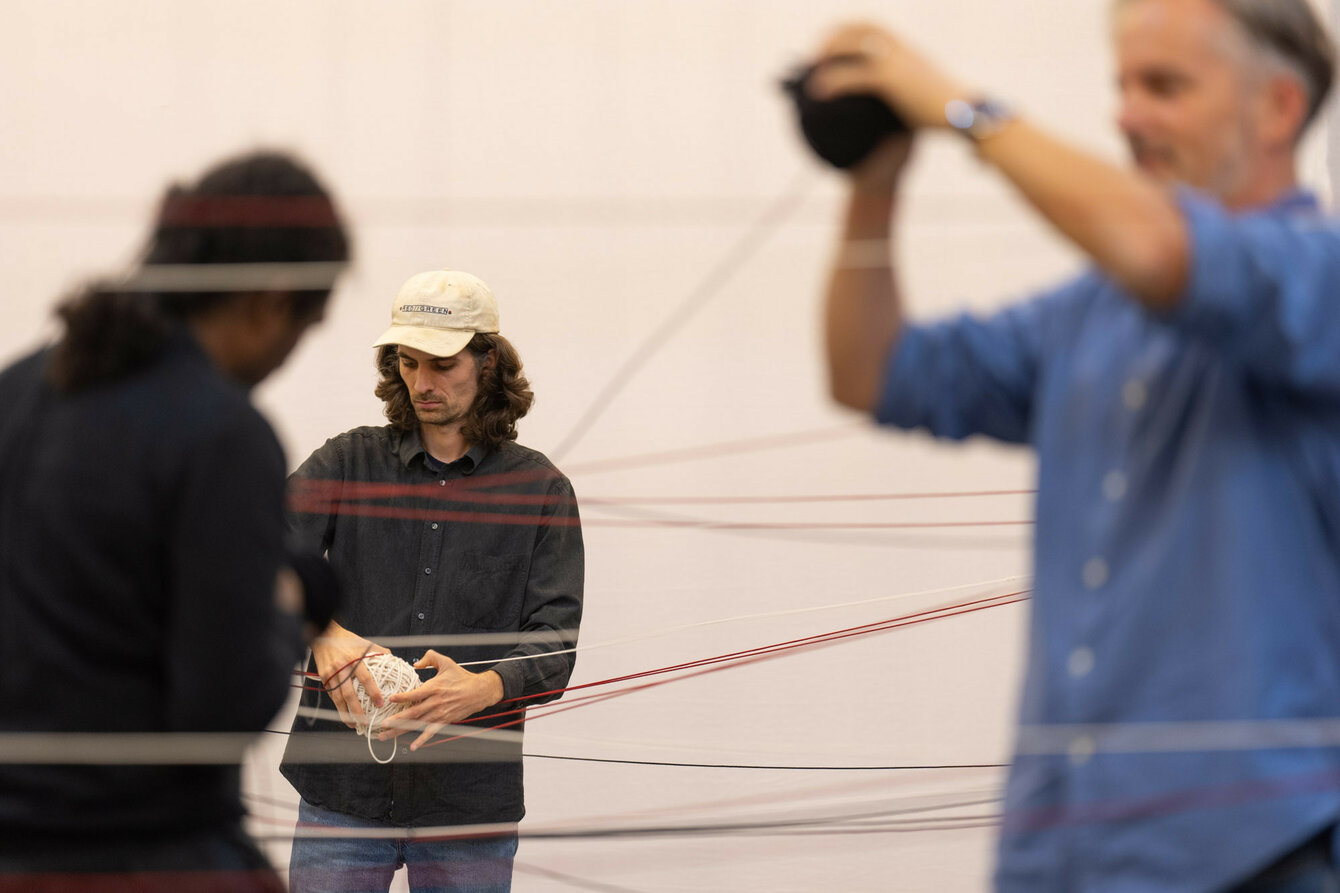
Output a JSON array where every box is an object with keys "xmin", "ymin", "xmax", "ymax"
[
  {"xmin": 350, "ymin": 652, "xmax": 423, "ymax": 764},
  {"xmin": 312, "ymin": 620, "xmax": 389, "ymax": 729},
  {"xmin": 380, "ymin": 650, "xmax": 505, "ymax": 752}
]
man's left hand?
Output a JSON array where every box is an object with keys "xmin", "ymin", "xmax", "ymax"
[{"xmin": 380, "ymin": 650, "xmax": 505, "ymax": 751}]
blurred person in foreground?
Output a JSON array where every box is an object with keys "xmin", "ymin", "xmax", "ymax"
[
  {"xmin": 280, "ymin": 270, "xmax": 583, "ymax": 893},
  {"xmin": 808, "ymin": 0, "xmax": 1340, "ymax": 890},
  {"xmin": 0, "ymin": 150, "xmax": 350, "ymax": 892}
]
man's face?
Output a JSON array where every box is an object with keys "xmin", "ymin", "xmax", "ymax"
[
  {"xmin": 397, "ymin": 344, "xmax": 481, "ymax": 428},
  {"xmin": 1114, "ymin": 0, "xmax": 1264, "ymax": 201}
]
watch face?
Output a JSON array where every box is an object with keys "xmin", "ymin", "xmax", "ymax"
[
  {"xmin": 781, "ymin": 64, "xmax": 909, "ymax": 169},
  {"xmin": 946, "ymin": 98, "xmax": 1014, "ymax": 140}
]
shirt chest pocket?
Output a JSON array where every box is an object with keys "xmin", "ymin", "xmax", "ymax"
[{"xmin": 446, "ymin": 550, "xmax": 529, "ymax": 630}]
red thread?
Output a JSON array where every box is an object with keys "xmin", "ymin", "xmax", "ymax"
[
  {"xmin": 420, "ymin": 590, "xmax": 1030, "ymax": 749},
  {"xmin": 159, "ymin": 194, "xmax": 341, "ymax": 228}
]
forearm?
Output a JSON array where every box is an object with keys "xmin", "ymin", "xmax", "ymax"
[
  {"xmin": 810, "ymin": 24, "xmax": 1192, "ymax": 312},
  {"xmin": 476, "ymin": 669, "xmax": 504, "ymax": 708},
  {"xmin": 976, "ymin": 119, "xmax": 1190, "ymax": 309},
  {"xmin": 824, "ymin": 156, "xmax": 908, "ymax": 413}
]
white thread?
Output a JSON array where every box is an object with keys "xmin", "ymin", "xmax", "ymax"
[
  {"xmin": 352, "ymin": 652, "xmax": 422, "ymax": 764},
  {"xmin": 463, "ymin": 575, "xmax": 1030, "ymax": 667},
  {"xmin": 350, "ymin": 574, "xmax": 1031, "ymax": 660},
  {"xmin": 860, "ymin": 34, "xmax": 891, "ymax": 59},
  {"xmin": 101, "ymin": 261, "xmax": 348, "ymax": 293},
  {"xmin": 838, "ymin": 238, "xmax": 893, "ymax": 269}
]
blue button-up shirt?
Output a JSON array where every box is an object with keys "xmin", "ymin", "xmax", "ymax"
[{"xmin": 877, "ymin": 190, "xmax": 1340, "ymax": 892}]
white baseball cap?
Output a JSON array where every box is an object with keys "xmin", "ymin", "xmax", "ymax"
[{"xmin": 372, "ymin": 270, "xmax": 500, "ymax": 358}]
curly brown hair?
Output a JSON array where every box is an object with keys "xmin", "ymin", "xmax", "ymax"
[{"xmin": 374, "ymin": 333, "xmax": 533, "ymax": 448}]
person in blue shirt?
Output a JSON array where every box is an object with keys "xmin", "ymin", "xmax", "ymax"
[{"xmin": 806, "ymin": 1, "xmax": 1340, "ymax": 890}]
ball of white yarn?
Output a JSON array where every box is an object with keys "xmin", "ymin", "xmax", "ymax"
[{"xmin": 352, "ymin": 652, "xmax": 421, "ymax": 742}]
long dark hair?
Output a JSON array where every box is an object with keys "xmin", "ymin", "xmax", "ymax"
[
  {"xmin": 374, "ymin": 334, "xmax": 534, "ymax": 449},
  {"xmin": 48, "ymin": 150, "xmax": 351, "ymax": 391}
]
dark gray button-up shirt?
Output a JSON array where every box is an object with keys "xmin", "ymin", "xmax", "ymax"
[{"xmin": 280, "ymin": 425, "xmax": 583, "ymax": 827}]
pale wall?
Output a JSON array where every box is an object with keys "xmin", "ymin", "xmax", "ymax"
[{"xmin": 2, "ymin": 2, "xmax": 1333, "ymax": 890}]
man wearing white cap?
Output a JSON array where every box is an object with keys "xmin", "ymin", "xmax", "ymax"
[{"xmin": 280, "ymin": 270, "xmax": 584, "ymax": 893}]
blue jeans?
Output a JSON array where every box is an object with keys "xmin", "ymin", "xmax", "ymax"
[
  {"xmin": 289, "ymin": 800, "xmax": 518, "ymax": 893},
  {"xmin": 1227, "ymin": 829, "xmax": 1340, "ymax": 893}
]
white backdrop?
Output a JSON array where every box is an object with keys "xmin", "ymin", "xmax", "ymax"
[{"xmin": 1, "ymin": 2, "xmax": 1334, "ymax": 890}]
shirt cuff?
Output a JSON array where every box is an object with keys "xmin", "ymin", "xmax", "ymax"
[
  {"xmin": 490, "ymin": 658, "xmax": 526, "ymax": 703},
  {"xmin": 1164, "ymin": 187, "xmax": 1245, "ymax": 332},
  {"xmin": 873, "ymin": 327, "xmax": 926, "ymax": 429}
]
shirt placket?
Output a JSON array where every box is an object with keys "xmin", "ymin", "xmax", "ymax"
[
  {"xmin": 411, "ymin": 470, "xmax": 451, "ymax": 631},
  {"xmin": 392, "ymin": 464, "xmax": 454, "ymax": 824},
  {"xmin": 1062, "ymin": 329, "xmax": 1157, "ymax": 889}
]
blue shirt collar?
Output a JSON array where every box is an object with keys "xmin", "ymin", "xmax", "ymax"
[
  {"xmin": 1178, "ymin": 185, "xmax": 1318, "ymax": 219},
  {"xmin": 1264, "ymin": 187, "xmax": 1318, "ymax": 216}
]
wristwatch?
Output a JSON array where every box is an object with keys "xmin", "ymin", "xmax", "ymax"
[{"xmin": 944, "ymin": 97, "xmax": 1015, "ymax": 142}]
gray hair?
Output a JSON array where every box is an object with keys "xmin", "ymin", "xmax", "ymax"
[
  {"xmin": 1216, "ymin": 0, "xmax": 1335, "ymax": 129},
  {"xmin": 1115, "ymin": 0, "xmax": 1335, "ymax": 133}
]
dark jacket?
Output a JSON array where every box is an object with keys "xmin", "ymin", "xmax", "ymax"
[{"xmin": 0, "ymin": 330, "xmax": 302, "ymax": 846}]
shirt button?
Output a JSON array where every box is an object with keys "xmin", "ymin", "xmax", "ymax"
[
  {"xmin": 439, "ymin": 480, "xmax": 446, "ymax": 486},
  {"xmin": 1068, "ymin": 647, "xmax": 1095, "ymax": 678},
  {"xmin": 1122, "ymin": 379, "xmax": 1147, "ymax": 411},
  {"xmin": 417, "ymin": 612, "xmax": 425, "ymax": 620},
  {"xmin": 1068, "ymin": 734, "xmax": 1096, "ymax": 766},
  {"xmin": 1082, "ymin": 557, "xmax": 1109, "ymax": 589},
  {"xmin": 424, "ymin": 567, "xmax": 432, "ymax": 575},
  {"xmin": 1103, "ymin": 470, "xmax": 1128, "ymax": 502},
  {"xmin": 430, "ymin": 523, "xmax": 439, "ymax": 530}
]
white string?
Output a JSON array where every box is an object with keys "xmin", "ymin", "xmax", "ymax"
[
  {"xmin": 293, "ymin": 704, "xmax": 525, "ymax": 748},
  {"xmin": 343, "ymin": 574, "xmax": 1030, "ymax": 661},
  {"xmin": 282, "ymin": 782, "xmax": 1002, "ymax": 841},
  {"xmin": 99, "ymin": 261, "xmax": 348, "ymax": 293},
  {"xmin": 352, "ymin": 652, "xmax": 421, "ymax": 764},
  {"xmin": 453, "ymin": 574, "xmax": 1031, "ymax": 668},
  {"xmin": 836, "ymin": 238, "xmax": 893, "ymax": 269},
  {"xmin": 1017, "ymin": 718, "xmax": 1340, "ymax": 758},
  {"xmin": 26, "ymin": 713, "xmax": 1340, "ymax": 765}
]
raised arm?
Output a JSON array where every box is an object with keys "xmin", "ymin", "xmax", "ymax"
[
  {"xmin": 811, "ymin": 23, "xmax": 1191, "ymax": 314},
  {"xmin": 824, "ymin": 138, "xmax": 913, "ymax": 412}
]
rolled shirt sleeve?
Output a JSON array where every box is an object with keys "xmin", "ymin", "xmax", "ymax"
[
  {"xmin": 875, "ymin": 282, "xmax": 1079, "ymax": 444},
  {"xmin": 1168, "ymin": 188, "xmax": 1340, "ymax": 396}
]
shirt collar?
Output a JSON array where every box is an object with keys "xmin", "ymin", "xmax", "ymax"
[
  {"xmin": 1265, "ymin": 187, "xmax": 1318, "ymax": 216},
  {"xmin": 392, "ymin": 427, "xmax": 488, "ymax": 476},
  {"xmin": 1180, "ymin": 186, "xmax": 1319, "ymax": 220}
]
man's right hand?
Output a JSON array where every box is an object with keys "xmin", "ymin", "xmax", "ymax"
[
  {"xmin": 311, "ymin": 620, "xmax": 388, "ymax": 729},
  {"xmin": 808, "ymin": 22, "xmax": 966, "ymax": 134}
]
